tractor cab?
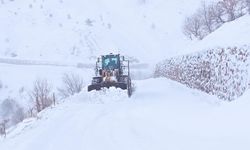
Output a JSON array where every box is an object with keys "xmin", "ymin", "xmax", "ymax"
[{"xmin": 102, "ymin": 54, "xmax": 120, "ymax": 70}]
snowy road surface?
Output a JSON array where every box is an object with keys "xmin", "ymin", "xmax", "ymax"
[{"xmin": 1, "ymin": 78, "xmax": 250, "ymax": 150}]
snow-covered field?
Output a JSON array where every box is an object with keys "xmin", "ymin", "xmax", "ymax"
[
  {"xmin": 0, "ymin": 63, "xmax": 93, "ymax": 106},
  {"xmin": 1, "ymin": 78, "xmax": 250, "ymax": 150}
]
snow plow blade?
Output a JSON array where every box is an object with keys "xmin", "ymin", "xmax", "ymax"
[{"xmin": 88, "ymin": 82, "xmax": 127, "ymax": 92}]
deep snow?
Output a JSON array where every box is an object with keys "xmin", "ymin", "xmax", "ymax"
[
  {"xmin": 1, "ymin": 78, "xmax": 250, "ymax": 150},
  {"xmin": 1, "ymin": 0, "xmax": 250, "ymax": 149}
]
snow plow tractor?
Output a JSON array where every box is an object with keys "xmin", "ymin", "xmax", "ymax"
[{"xmin": 87, "ymin": 54, "xmax": 133, "ymax": 97}]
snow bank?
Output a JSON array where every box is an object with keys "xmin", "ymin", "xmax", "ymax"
[{"xmin": 155, "ymin": 46, "xmax": 250, "ymax": 100}]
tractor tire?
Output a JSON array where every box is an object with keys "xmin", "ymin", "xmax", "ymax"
[{"xmin": 127, "ymin": 77, "xmax": 132, "ymax": 97}]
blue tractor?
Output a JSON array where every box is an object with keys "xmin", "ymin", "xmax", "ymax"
[{"xmin": 87, "ymin": 54, "xmax": 132, "ymax": 97}]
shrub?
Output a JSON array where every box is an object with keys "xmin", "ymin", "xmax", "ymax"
[
  {"xmin": 58, "ymin": 73, "xmax": 84, "ymax": 99},
  {"xmin": 30, "ymin": 79, "xmax": 53, "ymax": 113}
]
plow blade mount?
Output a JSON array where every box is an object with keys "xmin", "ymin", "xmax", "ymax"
[{"xmin": 88, "ymin": 82, "xmax": 127, "ymax": 92}]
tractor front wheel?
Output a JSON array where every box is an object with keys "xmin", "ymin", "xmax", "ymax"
[{"xmin": 127, "ymin": 78, "xmax": 132, "ymax": 97}]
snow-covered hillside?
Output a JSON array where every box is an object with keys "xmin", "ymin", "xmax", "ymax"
[
  {"xmin": 0, "ymin": 0, "xmax": 202, "ymax": 62},
  {"xmin": 1, "ymin": 78, "xmax": 250, "ymax": 150},
  {"xmin": 186, "ymin": 14, "xmax": 250, "ymax": 54}
]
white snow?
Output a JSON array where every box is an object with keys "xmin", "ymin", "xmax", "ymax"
[
  {"xmin": 0, "ymin": 0, "xmax": 203, "ymax": 63},
  {"xmin": 0, "ymin": 63, "xmax": 93, "ymax": 108},
  {"xmin": 1, "ymin": 78, "xmax": 250, "ymax": 150},
  {"xmin": 1, "ymin": 0, "xmax": 250, "ymax": 149},
  {"xmin": 184, "ymin": 14, "xmax": 250, "ymax": 55}
]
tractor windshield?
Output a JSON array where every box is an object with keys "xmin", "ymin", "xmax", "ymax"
[{"xmin": 102, "ymin": 55, "xmax": 119, "ymax": 70}]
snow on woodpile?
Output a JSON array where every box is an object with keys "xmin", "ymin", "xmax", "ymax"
[{"xmin": 154, "ymin": 46, "xmax": 250, "ymax": 101}]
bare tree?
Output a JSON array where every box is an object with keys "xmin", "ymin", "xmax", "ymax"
[
  {"xmin": 183, "ymin": 13, "xmax": 204, "ymax": 40},
  {"xmin": 219, "ymin": 0, "xmax": 246, "ymax": 21},
  {"xmin": 183, "ymin": 1, "xmax": 220, "ymax": 40},
  {"xmin": 212, "ymin": 2, "xmax": 227, "ymax": 24},
  {"xmin": 0, "ymin": 119, "xmax": 9, "ymax": 138},
  {"xmin": 28, "ymin": 107, "xmax": 35, "ymax": 117},
  {"xmin": 58, "ymin": 73, "xmax": 84, "ymax": 98},
  {"xmin": 30, "ymin": 79, "xmax": 53, "ymax": 113},
  {"xmin": 0, "ymin": 123, "xmax": 5, "ymax": 137},
  {"xmin": 183, "ymin": 0, "xmax": 247, "ymax": 40},
  {"xmin": 199, "ymin": 1, "xmax": 215, "ymax": 33}
]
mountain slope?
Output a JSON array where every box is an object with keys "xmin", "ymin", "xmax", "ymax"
[
  {"xmin": 0, "ymin": 0, "xmax": 202, "ymax": 62},
  {"xmin": 185, "ymin": 14, "xmax": 250, "ymax": 54}
]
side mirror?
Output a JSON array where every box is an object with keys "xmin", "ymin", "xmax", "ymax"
[
  {"xmin": 97, "ymin": 57, "xmax": 100, "ymax": 62},
  {"xmin": 122, "ymin": 56, "xmax": 125, "ymax": 61}
]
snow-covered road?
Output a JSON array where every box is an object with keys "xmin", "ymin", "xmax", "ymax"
[{"xmin": 1, "ymin": 78, "xmax": 250, "ymax": 150}]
